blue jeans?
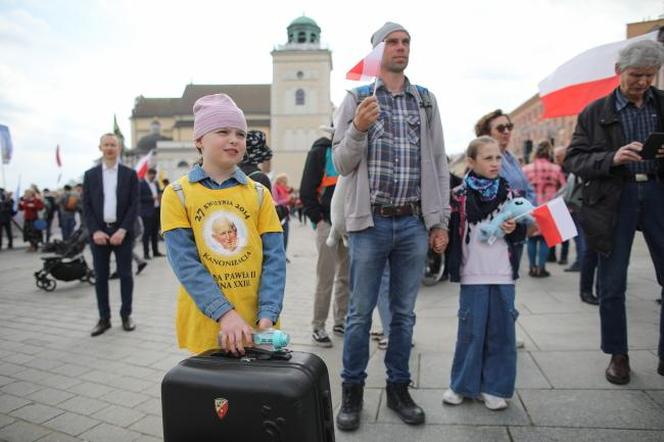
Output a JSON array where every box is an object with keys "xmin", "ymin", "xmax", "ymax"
[
  {"xmin": 61, "ymin": 216, "xmax": 76, "ymax": 241},
  {"xmin": 90, "ymin": 228, "xmax": 134, "ymax": 320},
  {"xmin": 342, "ymin": 215, "xmax": 428, "ymax": 384},
  {"xmin": 377, "ymin": 266, "xmax": 391, "ymax": 335},
  {"xmin": 598, "ymin": 181, "xmax": 664, "ymax": 358},
  {"xmin": 527, "ymin": 236, "xmax": 549, "ymax": 268},
  {"xmin": 450, "ymin": 284, "xmax": 518, "ymax": 398}
]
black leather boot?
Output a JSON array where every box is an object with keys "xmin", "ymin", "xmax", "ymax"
[
  {"xmin": 336, "ymin": 383, "xmax": 363, "ymax": 431},
  {"xmin": 385, "ymin": 382, "xmax": 425, "ymax": 425},
  {"xmin": 90, "ymin": 319, "xmax": 111, "ymax": 337}
]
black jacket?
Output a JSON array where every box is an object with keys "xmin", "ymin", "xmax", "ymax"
[
  {"xmin": 563, "ymin": 87, "xmax": 664, "ymax": 254},
  {"xmin": 139, "ymin": 180, "xmax": 156, "ymax": 218},
  {"xmin": 83, "ymin": 163, "xmax": 139, "ymax": 236},
  {"xmin": 300, "ymin": 137, "xmax": 336, "ymax": 224}
]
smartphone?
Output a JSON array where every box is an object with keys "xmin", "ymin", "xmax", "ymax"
[{"xmin": 640, "ymin": 132, "xmax": 664, "ymax": 160}]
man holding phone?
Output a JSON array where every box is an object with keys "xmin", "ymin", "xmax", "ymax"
[{"xmin": 565, "ymin": 39, "xmax": 664, "ymax": 385}]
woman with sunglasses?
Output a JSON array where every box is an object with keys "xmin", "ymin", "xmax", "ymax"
[{"xmin": 474, "ymin": 110, "xmax": 536, "ymax": 272}]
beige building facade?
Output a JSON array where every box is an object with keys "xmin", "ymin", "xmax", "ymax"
[{"xmin": 128, "ymin": 16, "xmax": 332, "ymax": 186}]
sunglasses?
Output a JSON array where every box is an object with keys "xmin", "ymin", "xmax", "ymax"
[{"xmin": 495, "ymin": 123, "xmax": 514, "ymax": 134}]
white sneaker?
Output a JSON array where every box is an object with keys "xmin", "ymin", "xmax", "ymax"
[
  {"xmin": 442, "ymin": 389, "xmax": 463, "ymax": 405},
  {"xmin": 479, "ymin": 393, "xmax": 508, "ymax": 410}
]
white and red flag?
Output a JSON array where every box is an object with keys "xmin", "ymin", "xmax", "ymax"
[
  {"xmin": 135, "ymin": 149, "xmax": 153, "ymax": 179},
  {"xmin": 538, "ymin": 31, "xmax": 658, "ymax": 119},
  {"xmin": 346, "ymin": 42, "xmax": 385, "ymax": 81},
  {"xmin": 531, "ymin": 197, "xmax": 577, "ymax": 247}
]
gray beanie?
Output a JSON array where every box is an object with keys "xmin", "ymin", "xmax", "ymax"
[{"xmin": 370, "ymin": 22, "xmax": 410, "ymax": 48}]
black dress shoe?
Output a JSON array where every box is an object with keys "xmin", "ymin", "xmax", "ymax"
[
  {"xmin": 336, "ymin": 383, "xmax": 363, "ymax": 431},
  {"xmin": 153, "ymin": 252, "xmax": 165, "ymax": 257},
  {"xmin": 385, "ymin": 382, "xmax": 425, "ymax": 425},
  {"xmin": 606, "ymin": 354, "xmax": 630, "ymax": 385},
  {"xmin": 136, "ymin": 262, "xmax": 147, "ymax": 275},
  {"xmin": 91, "ymin": 319, "xmax": 111, "ymax": 337},
  {"xmin": 121, "ymin": 316, "xmax": 136, "ymax": 332},
  {"xmin": 580, "ymin": 291, "xmax": 599, "ymax": 305},
  {"xmin": 564, "ymin": 262, "xmax": 581, "ymax": 272},
  {"xmin": 558, "ymin": 258, "xmax": 568, "ymax": 265},
  {"xmin": 658, "ymin": 359, "xmax": 664, "ymax": 376},
  {"xmin": 109, "ymin": 271, "xmax": 119, "ymax": 280}
]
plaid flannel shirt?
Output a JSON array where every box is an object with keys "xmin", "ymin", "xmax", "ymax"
[
  {"xmin": 366, "ymin": 79, "xmax": 421, "ymax": 206},
  {"xmin": 615, "ymin": 88, "xmax": 660, "ymax": 174}
]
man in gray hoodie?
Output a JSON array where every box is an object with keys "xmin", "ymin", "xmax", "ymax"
[{"xmin": 332, "ymin": 22, "xmax": 450, "ymax": 431}]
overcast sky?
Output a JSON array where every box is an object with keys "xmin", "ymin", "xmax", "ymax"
[{"xmin": 0, "ymin": 0, "xmax": 660, "ymax": 190}]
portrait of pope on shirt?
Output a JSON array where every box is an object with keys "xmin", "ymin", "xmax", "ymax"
[{"xmin": 204, "ymin": 212, "xmax": 248, "ymax": 256}]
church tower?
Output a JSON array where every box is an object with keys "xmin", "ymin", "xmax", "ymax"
[{"xmin": 271, "ymin": 16, "xmax": 333, "ymax": 185}]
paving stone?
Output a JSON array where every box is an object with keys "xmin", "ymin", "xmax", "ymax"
[
  {"xmin": 48, "ymin": 364, "xmax": 91, "ymax": 378},
  {"xmin": 510, "ymin": 427, "xmax": 664, "ymax": 442},
  {"xmin": 532, "ymin": 350, "xmax": 664, "ymax": 389},
  {"xmin": 0, "ymin": 413, "xmax": 15, "ymax": 428},
  {"xmin": 0, "ymin": 420, "xmax": 51, "ymax": 441},
  {"xmin": 0, "ymin": 363, "xmax": 23, "ymax": 376},
  {"xmin": 10, "ymin": 403, "xmax": 65, "ymax": 424},
  {"xmin": 91, "ymin": 404, "xmax": 145, "ymax": 427},
  {"xmin": 0, "ymin": 394, "xmax": 31, "ymax": 413},
  {"xmin": 57, "ymin": 396, "xmax": 108, "ymax": 416},
  {"xmin": 34, "ymin": 432, "xmax": 83, "ymax": 442},
  {"xmin": 100, "ymin": 390, "xmax": 150, "ymax": 408},
  {"xmin": 2, "ymin": 353, "xmax": 35, "ymax": 365},
  {"xmin": 65, "ymin": 382, "xmax": 115, "ymax": 399},
  {"xmin": 128, "ymin": 415, "xmax": 162, "ymax": 438},
  {"xmin": 0, "ymin": 375, "xmax": 14, "ymax": 387},
  {"xmin": 336, "ymin": 423, "xmax": 510, "ymax": 442},
  {"xmin": 133, "ymin": 436, "xmax": 161, "ymax": 442},
  {"xmin": 645, "ymin": 390, "xmax": 664, "ymax": 409},
  {"xmin": 519, "ymin": 389, "xmax": 664, "ymax": 429},
  {"xmin": 133, "ymin": 398, "xmax": 161, "ymax": 417},
  {"xmin": 34, "ymin": 375, "xmax": 81, "ymax": 391},
  {"xmin": 78, "ymin": 422, "xmax": 141, "ymax": 442},
  {"xmin": 25, "ymin": 389, "xmax": 75, "ymax": 406},
  {"xmin": 43, "ymin": 412, "xmax": 99, "ymax": 436},
  {"xmin": 1, "ymin": 381, "xmax": 43, "ymax": 397},
  {"xmin": 0, "ymin": 421, "xmax": 50, "ymax": 442}
]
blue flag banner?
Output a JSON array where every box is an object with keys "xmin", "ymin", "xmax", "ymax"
[{"xmin": 0, "ymin": 125, "xmax": 13, "ymax": 165}]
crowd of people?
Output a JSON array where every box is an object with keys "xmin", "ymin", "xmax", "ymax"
[{"xmin": 4, "ymin": 19, "xmax": 664, "ymax": 435}]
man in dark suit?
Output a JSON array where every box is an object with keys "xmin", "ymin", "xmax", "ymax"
[
  {"xmin": 139, "ymin": 168, "xmax": 163, "ymax": 260},
  {"xmin": 83, "ymin": 133, "xmax": 139, "ymax": 337}
]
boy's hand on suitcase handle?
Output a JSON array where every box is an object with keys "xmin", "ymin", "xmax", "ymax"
[{"xmin": 218, "ymin": 310, "xmax": 254, "ymax": 355}]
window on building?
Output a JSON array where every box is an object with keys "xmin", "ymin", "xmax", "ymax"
[
  {"xmin": 296, "ymin": 89, "xmax": 305, "ymax": 106},
  {"xmin": 297, "ymin": 32, "xmax": 306, "ymax": 43},
  {"xmin": 177, "ymin": 160, "xmax": 189, "ymax": 168}
]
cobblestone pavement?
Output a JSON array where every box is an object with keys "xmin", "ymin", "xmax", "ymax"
[{"xmin": 0, "ymin": 222, "xmax": 663, "ymax": 441}]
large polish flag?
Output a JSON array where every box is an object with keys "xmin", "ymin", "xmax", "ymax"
[
  {"xmin": 538, "ymin": 31, "xmax": 658, "ymax": 119},
  {"xmin": 135, "ymin": 150, "xmax": 153, "ymax": 179},
  {"xmin": 346, "ymin": 42, "xmax": 385, "ymax": 81},
  {"xmin": 531, "ymin": 197, "xmax": 577, "ymax": 247}
]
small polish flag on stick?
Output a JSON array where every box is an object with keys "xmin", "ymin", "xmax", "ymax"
[
  {"xmin": 538, "ymin": 31, "xmax": 657, "ymax": 119},
  {"xmin": 135, "ymin": 149, "xmax": 154, "ymax": 179},
  {"xmin": 531, "ymin": 197, "xmax": 577, "ymax": 247},
  {"xmin": 346, "ymin": 42, "xmax": 385, "ymax": 91}
]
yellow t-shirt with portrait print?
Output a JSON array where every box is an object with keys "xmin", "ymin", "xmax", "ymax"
[{"xmin": 161, "ymin": 176, "xmax": 283, "ymax": 354}]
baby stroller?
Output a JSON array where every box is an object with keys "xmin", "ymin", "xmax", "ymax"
[{"xmin": 35, "ymin": 227, "xmax": 95, "ymax": 292}]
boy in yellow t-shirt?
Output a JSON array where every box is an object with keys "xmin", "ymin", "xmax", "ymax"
[{"xmin": 161, "ymin": 93, "xmax": 285, "ymax": 354}]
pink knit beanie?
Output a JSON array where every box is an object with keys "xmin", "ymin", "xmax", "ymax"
[{"xmin": 193, "ymin": 94, "xmax": 247, "ymax": 140}]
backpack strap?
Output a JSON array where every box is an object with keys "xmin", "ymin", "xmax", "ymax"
[
  {"xmin": 171, "ymin": 182, "xmax": 186, "ymax": 207},
  {"xmin": 349, "ymin": 83, "xmax": 433, "ymax": 124}
]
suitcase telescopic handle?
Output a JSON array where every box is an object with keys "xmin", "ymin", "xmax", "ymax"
[{"xmin": 210, "ymin": 347, "xmax": 293, "ymax": 361}]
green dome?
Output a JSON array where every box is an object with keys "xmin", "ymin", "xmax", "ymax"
[
  {"xmin": 287, "ymin": 15, "xmax": 321, "ymax": 44},
  {"xmin": 289, "ymin": 15, "xmax": 319, "ymax": 29}
]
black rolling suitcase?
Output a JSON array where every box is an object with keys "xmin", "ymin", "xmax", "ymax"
[{"xmin": 162, "ymin": 348, "xmax": 335, "ymax": 442}]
